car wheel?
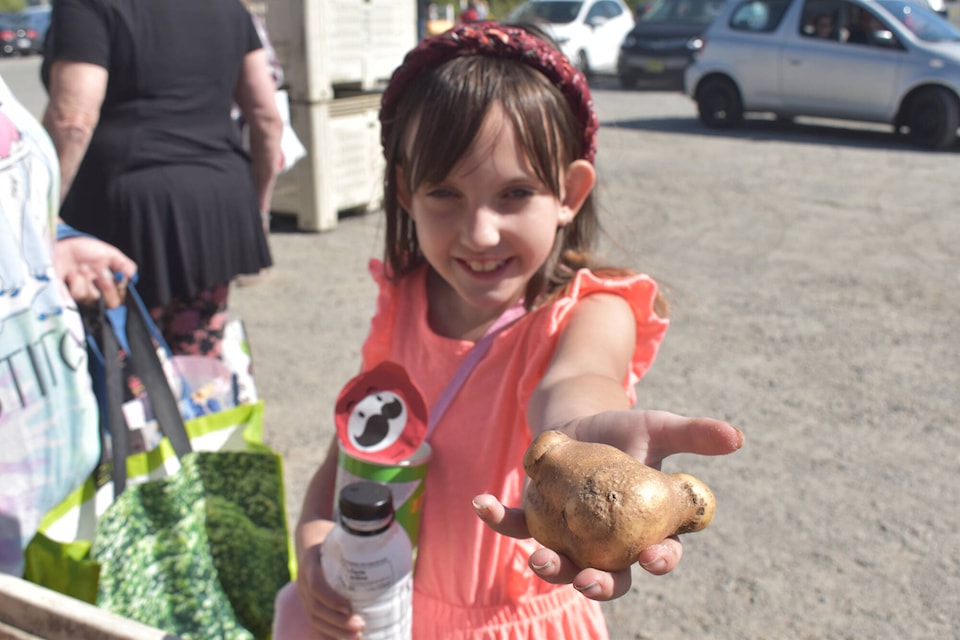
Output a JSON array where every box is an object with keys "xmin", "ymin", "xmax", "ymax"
[
  {"xmin": 696, "ymin": 77, "xmax": 743, "ymax": 129},
  {"xmin": 905, "ymin": 87, "xmax": 959, "ymax": 150},
  {"xmin": 576, "ymin": 51, "xmax": 592, "ymax": 79}
]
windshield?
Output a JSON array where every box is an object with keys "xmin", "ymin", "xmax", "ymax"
[
  {"xmin": 641, "ymin": 0, "xmax": 727, "ymax": 23},
  {"xmin": 877, "ymin": 0, "xmax": 960, "ymax": 41},
  {"xmin": 508, "ymin": 1, "xmax": 585, "ymax": 24}
]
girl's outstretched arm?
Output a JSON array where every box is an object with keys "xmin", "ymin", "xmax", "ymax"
[{"xmin": 475, "ymin": 293, "xmax": 743, "ymax": 601}]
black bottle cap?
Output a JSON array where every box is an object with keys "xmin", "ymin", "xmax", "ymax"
[{"xmin": 339, "ymin": 481, "xmax": 394, "ymax": 521}]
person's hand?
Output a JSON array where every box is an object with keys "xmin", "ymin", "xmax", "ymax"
[
  {"xmin": 473, "ymin": 410, "xmax": 743, "ymax": 601},
  {"xmin": 295, "ymin": 540, "xmax": 366, "ymax": 639},
  {"xmin": 53, "ymin": 236, "xmax": 137, "ymax": 308}
]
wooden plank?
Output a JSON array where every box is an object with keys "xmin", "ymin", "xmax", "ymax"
[
  {"xmin": 0, "ymin": 620, "xmax": 43, "ymax": 640},
  {"xmin": 0, "ymin": 574, "xmax": 178, "ymax": 640}
]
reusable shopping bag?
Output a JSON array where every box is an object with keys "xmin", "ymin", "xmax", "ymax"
[
  {"xmin": 23, "ymin": 284, "xmax": 291, "ymax": 640},
  {"xmin": 0, "ymin": 266, "xmax": 101, "ymax": 579}
]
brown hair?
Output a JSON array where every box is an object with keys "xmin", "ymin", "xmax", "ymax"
[
  {"xmin": 380, "ymin": 36, "xmax": 667, "ymax": 315},
  {"xmin": 384, "ymin": 54, "xmax": 602, "ymax": 307}
]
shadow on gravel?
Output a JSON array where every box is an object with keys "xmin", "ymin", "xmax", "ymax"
[
  {"xmin": 604, "ymin": 115, "xmax": 910, "ymax": 150},
  {"xmin": 588, "ymin": 74, "xmax": 960, "ymax": 153},
  {"xmin": 268, "ymin": 204, "xmax": 374, "ymax": 235},
  {"xmin": 605, "ymin": 113, "xmax": 960, "ymax": 152}
]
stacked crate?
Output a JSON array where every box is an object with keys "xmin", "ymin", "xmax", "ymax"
[{"xmin": 266, "ymin": 0, "xmax": 417, "ymax": 231}]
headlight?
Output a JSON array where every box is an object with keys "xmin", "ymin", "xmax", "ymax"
[{"xmin": 687, "ymin": 37, "xmax": 704, "ymax": 52}]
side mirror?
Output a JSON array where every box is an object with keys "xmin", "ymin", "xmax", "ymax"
[{"xmin": 872, "ymin": 28, "xmax": 898, "ymax": 47}]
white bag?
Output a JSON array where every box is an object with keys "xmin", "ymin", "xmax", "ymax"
[{"xmin": 275, "ymin": 89, "xmax": 307, "ymax": 172}]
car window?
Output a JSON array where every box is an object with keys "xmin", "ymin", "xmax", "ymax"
[
  {"xmin": 586, "ymin": 1, "xmax": 606, "ymax": 19},
  {"xmin": 0, "ymin": 8, "xmax": 51, "ymax": 35},
  {"xmin": 728, "ymin": 0, "xmax": 791, "ymax": 31},
  {"xmin": 878, "ymin": 0, "xmax": 960, "ymax": 40},
  {"xmin": 642, "ymin": 0, "xmax": 726, "ymax": 22},
  {"xmin": 801, "ymin": 0, "xmax": 842, "ymax": 39},
  {"xmin": 587, "ymin": 0, "xmax": 625, "ymax": 19},
  {"xmin": 510, "ymin": 1, "xmax": 586, "ymax": 24},
  {"xmin": 838, "ymin": 1, "xmax": 902, "ymax": 47}
]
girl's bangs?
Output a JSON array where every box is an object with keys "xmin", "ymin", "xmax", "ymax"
[{"xmin": 403, "ymin": 57, "xmax": 574, "ymax": 194}]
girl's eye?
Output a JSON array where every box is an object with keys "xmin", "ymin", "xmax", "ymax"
[
  {"xmin": 504, "ymin": 187, "xmax": 535, "ymax": 200},
  {"xmin": 425, "ymin": 187, "xmax": 457, "ymax": 199}
]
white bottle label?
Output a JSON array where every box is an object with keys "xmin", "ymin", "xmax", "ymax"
[
  {"xmin": 351, "ymin": 574, "xmax": 413, "ymax": 639},
  {"xmin": 322, "ymin": 524, "xmax": 414, "ymax": 639},
  {"xmin": 337, "ymin": 556, "xmax": 400, "ymax": 593}
]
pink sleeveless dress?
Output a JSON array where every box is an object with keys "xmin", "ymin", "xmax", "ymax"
[{"xmin": 361, "ymin": 260, "xmax": 669, "ymax": 639}]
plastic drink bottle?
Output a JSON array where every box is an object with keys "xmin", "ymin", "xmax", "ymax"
[{"xmin": 321, "ymin": 481, "xmax": 413, "ymax": 639}]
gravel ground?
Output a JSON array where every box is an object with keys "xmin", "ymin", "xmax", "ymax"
[
  {"xmin": 230, "ymin": 81, "xmax": 960, "ymax": 640},
  {"xmin": 3, "ymin": 50, "xmax": 957, "ymax": 640}
]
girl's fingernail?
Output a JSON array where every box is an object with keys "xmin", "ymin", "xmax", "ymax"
[
  {"xmin": 640, "ymin": 556, "xmax": 667, "ymax": 573},
  {"xmin": 530, "ymin": 559, "xmax": 553, "ymax": 572},
  {"xmin": 574, "ymin": 581, "xmax": 600, "ymax": 596},
  {"xmin": 471, "ymin": 499, "xmax": 486, "ymax": 513},
  {"xmin": 348, "ymin": 614, "xmax": 365, "ymax": 629}
]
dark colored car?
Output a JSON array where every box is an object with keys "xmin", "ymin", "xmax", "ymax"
[
  {"xmin": 0, "ymin": 6, "xmax": 50, "ymax": 56},
  {"xmin": 0, "ymin": 15, "xmax": 31, "ymax": 56},
  {"xmin": 617, "ymin": 0, "xmax": 727, "ymax": 88}
]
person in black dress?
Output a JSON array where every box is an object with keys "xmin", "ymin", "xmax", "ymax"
[{"xmin": 41, "ymin": 0, "xmax": 283, "ymax": 357}]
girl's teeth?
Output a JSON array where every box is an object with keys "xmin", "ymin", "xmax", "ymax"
[{"xmin": 467, "ymin": 260, "xmax": 503, "ymax": 272}]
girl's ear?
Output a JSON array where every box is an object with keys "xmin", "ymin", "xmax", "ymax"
[
  {"xmin": 559, "ymin": 159, "xmax": 596, "ymax": 225},
  {"xmin": 396, "ymin": 165, "xmax": 413, "ymax": 213}
]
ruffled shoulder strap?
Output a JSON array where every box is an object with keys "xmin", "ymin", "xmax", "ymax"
[
  {"xmin": 548, "ymin": 269, "xmax": 669, "ymax": 405},
  {"xmin": 361, "ymin": 259, "xmax": 398, "ymax": 369}
]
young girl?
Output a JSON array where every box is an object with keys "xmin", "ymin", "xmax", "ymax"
[{"xmin": 273, "ymin": 22, "xmax": 743, "ymax": 639}]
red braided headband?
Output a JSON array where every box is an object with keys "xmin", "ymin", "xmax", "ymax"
[{"xmin": 379, "ymin": 21, "xmax": 599, "ymax": 164}]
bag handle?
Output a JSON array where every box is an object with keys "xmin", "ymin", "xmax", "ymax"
[
  {"xmin": 96, "ymin": 297, "xmax": 130, "ymax": 494},
  {"xmin": 426, "ymin": 302, "xmax": 526, "ymax": 440},
  {"xmin": 89, "ymin": 284, "xmax": 193, "ymax": 495}
]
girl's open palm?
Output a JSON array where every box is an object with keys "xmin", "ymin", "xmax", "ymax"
[{"xmin": 473, "ymin": 411, "xmax": 743, "ymax": 601}]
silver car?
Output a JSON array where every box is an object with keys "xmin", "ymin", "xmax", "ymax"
[{"xmin": 684, "ymin": 0, "xmax": 960, "ymax": 148}]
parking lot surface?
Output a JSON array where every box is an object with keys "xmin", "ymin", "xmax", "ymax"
[
  {"xmin": 5, "ymin": 57, "xmax": 957, "ymax": 639},
  {"xmin": 238, "ymin": 78, "xmax": 958, "ymax": 639}
]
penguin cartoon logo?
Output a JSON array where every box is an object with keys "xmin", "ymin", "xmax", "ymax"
[{"xmin": 334, "ymin": 361, "xmax": 428, "ymax": 464}]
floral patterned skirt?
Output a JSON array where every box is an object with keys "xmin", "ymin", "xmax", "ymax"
[{"xmin": 149, "ymin": 283, "xmax": 230, "ymax": 358}]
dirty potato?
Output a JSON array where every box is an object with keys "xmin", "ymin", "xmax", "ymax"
[{"xmin": 522, "ymin": 430, "xmax": 716, "ymax": 571}]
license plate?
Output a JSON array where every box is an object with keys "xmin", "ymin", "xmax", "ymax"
[
  {"xmin": 16, "ymin": 38, "xmax": 30, "ymax": 48},
  {"xmin": 642, "ymin": 59, "xmax": 666, "ymax": 73}
]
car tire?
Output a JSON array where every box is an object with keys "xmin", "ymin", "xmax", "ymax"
[
  {"xmin": 696, "ymin": 76, "xmax": 743, "ymax": 129},
  {"xmin": 576, "ymin": 51, "xmax": 592, "ymax": 79},
  {"xmin": 905, "ymin": 87, "xmax": 959, "ymax": 150},
  {"xmin": 619, "ymin": 72, "xmax": 638, "ymax": 90}
]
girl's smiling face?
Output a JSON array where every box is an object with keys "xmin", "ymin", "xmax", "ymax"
[{"xmin": 399, "ymin": 104, "xmax": 595, "ymax": 338}]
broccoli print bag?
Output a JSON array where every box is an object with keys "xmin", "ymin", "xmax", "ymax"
[{"xmin": 23, "ymin": 286, "xmax": 291, "ymax": 640}]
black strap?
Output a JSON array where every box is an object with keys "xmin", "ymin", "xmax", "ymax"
[
  {"xmin": 94, "ymin": 287, "xmax": 193, "ymax": 495},
  {"xmin": 121, "ymin": 292, "xmax": 192, "ymax": 460},
  {"xmin": 97, "ymin": 298, "xmax": 129, "ymax": 494}
]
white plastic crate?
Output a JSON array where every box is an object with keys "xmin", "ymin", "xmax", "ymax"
[
  {"xmin": 264, "ymin": 0, "xmax": 414, "ymax": 230},
  {"xmin": 271, "ymin": 92, "xmax": 385, "ymax": 232},
  {"xmin": 269, "ymin": 0, "xmax": 417, "ymax": 102}
]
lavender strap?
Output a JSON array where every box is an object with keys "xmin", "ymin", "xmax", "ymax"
[{"xmin": 426, "ymin": 303, "xmax": 527, "ymax": 439}]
